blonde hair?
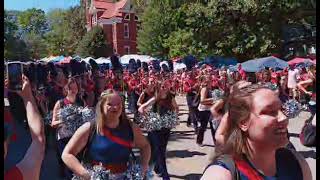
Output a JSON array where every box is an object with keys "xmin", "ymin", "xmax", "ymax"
[{"xmin": 95, "ymin": 89, "xmax": 129, "ymax": 134}]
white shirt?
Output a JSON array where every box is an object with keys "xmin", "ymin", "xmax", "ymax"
[{"xmin": 287, "ymin": 69, "xmax": 300, "ymax": 89}]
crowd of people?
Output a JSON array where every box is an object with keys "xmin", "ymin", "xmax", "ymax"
[{"xmin": 4, "ymin": 55, "xmax": 316, "ymax": 180}]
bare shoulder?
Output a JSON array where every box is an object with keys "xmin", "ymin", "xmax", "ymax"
[
  {"xmin": 78, "ymin": 122, "xmax": 92, "ymax": 132},
  {"xmin": 201, "ymin": 165, "xmax": 233, "ymax": 180},
  {"xmin": 290, "ymin": 149, "xmax": 313, "ymax": 180}
]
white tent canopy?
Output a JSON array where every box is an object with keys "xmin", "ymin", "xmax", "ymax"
[
  {"xmin": 173, "ymin": 62, "xmax": 186, "ymax": 71},
  {"xmin": 120, "ymin": 54, "xmax": 156, "ymax": 64},
  {"xmin": 95, "ymin": 57, "xmax": 111, "ymax": 64},
  {"xmin": 82, "ymin": 57, "xmax": 95, "ymax": 64},
  {"xmin": 160, "ymin": 61, "xmax": 169, "ymax": 67}
]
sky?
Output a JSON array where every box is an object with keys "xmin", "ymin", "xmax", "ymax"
[{"xmin": 4, "ymin": 0, "xmax": 80, "ymax": 13}]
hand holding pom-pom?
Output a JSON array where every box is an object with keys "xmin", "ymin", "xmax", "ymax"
[
  {"xmin": 211, "ymin": 89, "xmax": 225, "ymax": 101},
  {"xmin": 282, "ymin": 99, "xmax": 302, "ymax": 119}
]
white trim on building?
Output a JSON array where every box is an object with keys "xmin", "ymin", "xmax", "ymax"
[{"xmin": 124, "ymin": 23, "xmax": 129, "ymax": 39}]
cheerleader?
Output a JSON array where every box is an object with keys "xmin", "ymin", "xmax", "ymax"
[
  {"xmin": 51, "ymin": 77, "xmax": 85, "ymax": 179},
  {"xmin": 62, "ymin": 89, "xmax": 151, "ymax": 179},
  {"xmin": 138, "ymin": 80, "xmax": 179, "ymax": 180}
]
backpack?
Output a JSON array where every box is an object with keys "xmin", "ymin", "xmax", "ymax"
[{"xmin": 300, "ymin": 116, "xmax": 316, "ymax": 147}]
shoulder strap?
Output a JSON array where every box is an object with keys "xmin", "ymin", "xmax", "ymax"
[
  {"xmin": 204, "ymin": 155, "xmax": 239, "ymax": 180},
  {"xmin": 81, "ymin": 122, "xmax": 96, "ymax": 163},
  {"xmin": 276, "ymin": 148, "xmax": 303, "ymax": 180}
]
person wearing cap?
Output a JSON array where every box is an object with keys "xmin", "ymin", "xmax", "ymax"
[{"xmin": 4, "ymin": 75, "xmax": 45, "ymax": 180}]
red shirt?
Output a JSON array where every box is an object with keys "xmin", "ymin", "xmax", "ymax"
[
  {"xmin": 128, "ymin": 79, "xmax": 139, "ymax": 91},
  {"xmin": 271, "ymin": 72, "xmax": 278, "ymax": 84},
  {"xmin": 239, "ymin": 69, "xmax": 246, "ymax": 80},
  {"xmin": 183, "ymin": 78, "xmax": 196, "ymax": 93}
]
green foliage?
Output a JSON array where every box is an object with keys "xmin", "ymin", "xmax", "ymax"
[
  {"xmin": 5, "ymin": 6, "xmax": 87, "ymax": 60},
  {"xmin": 137, "ymin": 0, "xmax": 316, "ymax": 61},
  {"xmin": 18, "ymin": 8, "xmax": 48, "ymax": 35},
  {"xmin": 45, "ymin": 9, "xmax": 68, "ymax": 55},
  {"xmin": 4, "ymin": 10, "xmax": 19, "ymax": 42},
  {"xmin": 63, "ymin": 6, "xmax": 87, "ymax": 55},
  {"xmin": 76, "ymin": 26, "xmax": 112, "ymax": 58},
  {"xmin": 24, "ymin": 32, "xmax": 48, "ymax": 59},
  {"xmin": 45, "ymin": 6, "xmax": 87, "ymax": 56},
  {"xmin": 4, "ymin": 36, "xmax": 30, "ymax": 61}
]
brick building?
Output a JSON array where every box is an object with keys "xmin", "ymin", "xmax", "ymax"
[{"xmin": 84, "ymin": 0, "xmax": 139, "ymax": 56}]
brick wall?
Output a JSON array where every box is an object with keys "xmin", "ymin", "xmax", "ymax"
[{"xmin": 115, "ymin": 13, "xmax": 138, "ymax": 55}]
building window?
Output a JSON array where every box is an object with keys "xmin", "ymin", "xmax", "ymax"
[
  {"xmin": 124, "ymin": 14, "xmax": 130, "ymax": 20},
  {"xmin": 124, "ymin": 46, "xmax": 130, "ymax": 54},
  {"xmin": 134, "ymin": 15, "xmax": 139, "ymax": 21},
  {"xmin": 124, "ymin": 23, "xmax": 129, "ymax": 39},
  {"xmin": 113, "ymin": 23, "xmax": 117, "ymax": 40},
  {"xmin": 92, "ymin": 13, "xmax": 97, "ymax": 25}
]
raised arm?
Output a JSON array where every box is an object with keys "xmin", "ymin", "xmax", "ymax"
[
  {"xmin": 214, "ymin": 112, "xmax": 230, "ymax": 147},
  {"xmin": 138, "ymin": 96, "xmax": 156, "ymax": 115},
  {"xmin": 14, "ymin": 76, "xmax": 45, "ymax": 179},
  {"xmin": 137, "ymin": 92, "xmax": 146, "ymax": 107},
  {"xmin": 297, "ymin": 79, "xmax": 313, "ymax": 96},
  {"xmin": 210, "ymin": 99, "xmax": 225, "ymax": 120}
]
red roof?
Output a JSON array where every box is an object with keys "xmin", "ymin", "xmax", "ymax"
[{"xmin": 93, "ymin": 0, "xmax": 128, "ymax": 19}]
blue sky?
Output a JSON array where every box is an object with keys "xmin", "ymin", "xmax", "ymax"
[{"xmin": 4, "ymin": 0, "xmax": 80, "ymax": 13}]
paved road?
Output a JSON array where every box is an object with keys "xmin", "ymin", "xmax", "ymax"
[{"xmin": 5, "ymin": 96, "xmax": 316, "ymax": 180}]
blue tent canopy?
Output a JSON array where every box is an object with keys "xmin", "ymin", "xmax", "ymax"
[
  {"xmin": 51, "ymin": 55, "xmax": 65, "ymax": 62},
  {"xmin": 241, "ymin": 56, "xmax": 288, "ymax": 72},
  {"xmin": 182, "ymin": 55, "xmax": 197, "ymax": 70},
  {"xmin": 198, "ymin": 56, "xmax": 238, "ymax": 68}
]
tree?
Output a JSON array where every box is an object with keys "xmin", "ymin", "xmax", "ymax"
[
  {"xmin": 137, "ymin": 0, "xmax": 176, "ymax": 58},
  {"xmin": 163, "ymin": 29, "xmax": 209, "ymax": 58},
  {"xmin": 45, "ymin": 6, "xmax": 87, "ymax": 56},
  {"xmin": 5, "ymin": 10, "xmax": 31, "ymax": 61},
  {"xmin": 18, "ymin": 8, "xmax": 48, "ymax": 36},
  {"xmin": 64, "ymin": 5, "xmax": 87, "ymax": 55},
  {"xmin": 24, "ymin": 32, "xmax": 48, "ymax": 59},
  {"xmin": 45, "ymin": 9, "xmax": 68, "ymax": 55},
  {"xmin": 4, "ymin": 36, "xmax": 30, "ymax": 61},
  {"xmin": 137, "ymin": 0, "xmax": 316, "ymax": 61},
  {"xmin": 76, "ymin": 26, "xmax": 112, "ymax": 58},
  {"xmin": 4, "ymin": 10, "xmax": 19, "ymax": 42}
]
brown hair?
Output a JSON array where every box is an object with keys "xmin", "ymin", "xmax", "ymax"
[
  {"xmin": 63, "ymin": 77, "xmax": 78, "ymax": 96},
  {"xmin": 95, "ymin": 89, "xmax": 129, "ymax": 134},
  {"xmin": 212, "ymin": 83, "xmax": 270, "ymax": 161}
]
